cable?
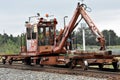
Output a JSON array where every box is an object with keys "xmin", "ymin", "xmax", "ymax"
[{"xmin": 81, "ymin": 3, "xmax": 92, "ymax": 12}]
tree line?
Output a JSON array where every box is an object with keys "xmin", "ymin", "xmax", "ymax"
[
  {"xmin": 73, "ymin": 27, "xmax": 120, "ymax": 46},
  {"xmin": 0, "ymin": 33, "xmax": 20, "ymax": 54},
  {"xmin": 0, "ymin": 28, "xmax": 120, "ymax": 54}
]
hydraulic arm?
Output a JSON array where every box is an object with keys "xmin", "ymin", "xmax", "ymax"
[{"xmin": 53, "ymin": 3, "xmax": 105, "ymax": 53}]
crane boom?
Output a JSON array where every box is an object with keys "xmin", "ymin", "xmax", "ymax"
[
  {"xmin": 79, "ymin": 4, "xmax": 105, "ymax": 50},
  {"xmin": 53, "ymin": 3, "xmax": 105, "ymax": 53}
]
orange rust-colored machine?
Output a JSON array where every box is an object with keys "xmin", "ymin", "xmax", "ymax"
[{"xmin": 1, "ymin": 3, "xmax": 120, "ymax": 70}]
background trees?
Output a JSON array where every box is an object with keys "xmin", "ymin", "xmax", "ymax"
[
  {"xmin": 102, "ymin": 30, "xmax": 119, "ymax": 46},
  {"xmin": 0, "ymin": 33, "xmax": 20, "ymax": 54},
  {"xmin": 74, "ymin": 27, "xmax": 120, "ymax": 46},
  {"xmin": 0, "ymin": 28, "xmax": 119, "ymax": 54}
]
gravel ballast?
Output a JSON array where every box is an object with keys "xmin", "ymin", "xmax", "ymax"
[{"xmin": 0, "ymin": 68, "xmax": 106, "ymax": 80}]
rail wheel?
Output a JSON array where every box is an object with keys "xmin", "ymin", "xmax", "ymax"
[
  {"xmin": 82, "ymin": 60, "xmax": 88, "ymax": 70},
  {"xmin": 69, "ymin": 59, "xmax": 77, "ymax": 69},
  {"xmin": 40, "ymin": 64, "xmax": 44, "ymax": 67},
  {"xmin": 65, "ymin": 61, "xmax": 72, "ymax": 68},
  {"xmin": 2, "ymin": 59, "xmax": 6, "ymax": 64},
  {"xmin": 24, "ymin": 57, "xmax": 31, "ymax": 65},
  {"xmin": 39, "ymin": 58, "xmax": 44, "ymax": 67},
  {"xmin": 36, "ymin": 59, "xmax": 40, "ymax": 65},
  {"xmin": 98, "ymin": 63, "xmax": 104, "ymax": 70},
  {"xmin": 8, "ymin": 59, "xmax": 13, "ymax": 65},
  {"xmin": 112, "ymin": 62, "xmax": 119, "ymax": 71}
]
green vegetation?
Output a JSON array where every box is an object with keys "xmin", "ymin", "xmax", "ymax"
[
  {"xmin": 0, "ymin": 33, "xmax": 21, "ymax": 55},
  {"xmin": 73, "ymin": 27, "xmax": 120, "ymax": 47},
  {"xmin": 0, "ymin": 27, "xmax": 120, "ymax": 55}
]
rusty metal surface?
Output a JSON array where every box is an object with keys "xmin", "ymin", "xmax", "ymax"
[
  {"xmin": 38, "ymin": 46, "xmax": 53, "ymax": 54},
  {"xmin": 40, "ymin": 56, "xmax": 66, "ymax": 65}
]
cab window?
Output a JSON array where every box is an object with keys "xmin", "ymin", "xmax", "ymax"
[
  {"xmin": 27, "ymin": 28, "xmax": 31, "ymax": 40},
  {"xmin": 27, "ymin": 26, "xmax": 36, "ymax": 40}
]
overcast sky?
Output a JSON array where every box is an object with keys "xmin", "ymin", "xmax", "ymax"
[{"xmin": 0, "ymin": 0, "xmax": 120, "ymax": 37}]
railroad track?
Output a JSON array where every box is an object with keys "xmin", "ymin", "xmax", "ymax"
[{"xmin": 0, "ymin": 62, "xmax": 120, "ymax": 80}]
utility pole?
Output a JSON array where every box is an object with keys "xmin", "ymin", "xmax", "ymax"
[
  {"xmin": 64, "ymin": 16, "xmax": 68, "ymax": 27},
  {"xmin": 109, "ymin": 31, "xmax": 111, "ymax": 46},
  {"xmin": 76, "ymin": 32, "xmax": 78, "ymax": 49},
  {"xmin": 81, "ymin": 23, "xmax": 86, "ymax": 51}
]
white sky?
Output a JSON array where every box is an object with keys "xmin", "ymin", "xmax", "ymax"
[{"xmin": 0, "ymin": 0, "xmax": 120, "ymax": 37}]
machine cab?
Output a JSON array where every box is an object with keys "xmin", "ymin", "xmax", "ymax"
[
  {"xmin": 37, "ymin": 18, "xmax": 57, "ymax": 54},
  {"xmin": 24, "ymin": 16, "xmax": 57, "ymax": 55},
  {"xmin": 25, "ymin": 22, "xmax": 38, "ymax": 52}
]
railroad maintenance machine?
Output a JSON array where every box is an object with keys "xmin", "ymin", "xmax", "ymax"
[{"xmin": 1, "ymin": 3, "xmax": 120, "ymax": 70}]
